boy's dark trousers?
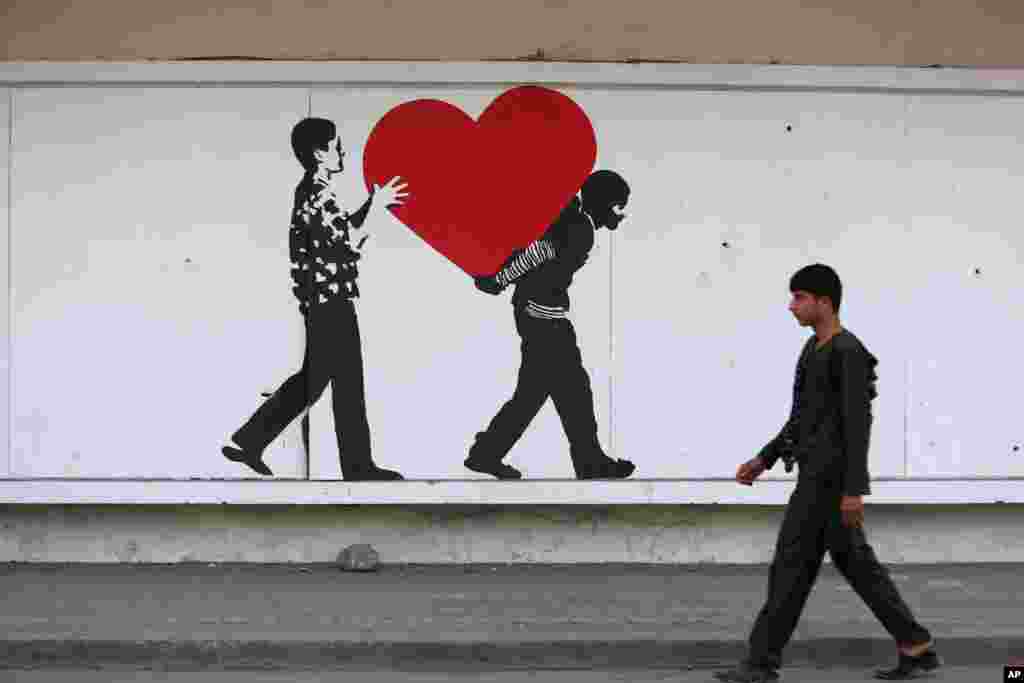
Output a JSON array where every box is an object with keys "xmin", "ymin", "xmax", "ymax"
[
  {"xmin": 231, "ymin": 296, "xmax": 374, "ymax": 477},
  {"xmin": 746, "ymin": 465, "xmax": 933, "ymax": 670},
  {"xmin": 472, "ymin": 306, "xmax": 608, "ymax": 475}
]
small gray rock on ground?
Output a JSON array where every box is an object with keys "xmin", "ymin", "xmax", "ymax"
[{"xmin": 336, "ymin": 543, "xmax": 380, "ymax": 571}]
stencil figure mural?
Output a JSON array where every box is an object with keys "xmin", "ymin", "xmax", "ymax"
[
  {"xmin": 223, "ymin": 85, "xmax": 631, "ymax": 480},
  {"xmin": 222, "ymin": 117, "xmax": 408, "ymax": 479},
  {"xmin": 465, "ymin": 173, "xmax": 637, "ymax": 480}
]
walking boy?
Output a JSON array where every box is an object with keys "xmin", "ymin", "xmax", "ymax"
[
  {"xmin": 222, "ymin": 117, "xmax": 408, "ymax": 480},
  {"xmin": 465, "ymin": 170, "xmax": 636, "ymax": 480},
  {"xmin": 714, "ymin": 264, "xmax": 941, "ymax": 682}
]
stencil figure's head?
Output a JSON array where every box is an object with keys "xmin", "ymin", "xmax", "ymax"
[
  {"xmin": 291, "ymin": 117, "xmax": 345, "ymax": 174},
  {"xmin": 581, "ymin": 170, "xmax": 630, "ymax": 231},
  {"xmin": 788, "ymin": 263, "xmax": 842, "ymax": 325}
]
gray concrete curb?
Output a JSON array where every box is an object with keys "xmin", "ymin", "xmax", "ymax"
[{"xmin": 2, "ymin": 637, "xmax": 1019, "ymax": 671}]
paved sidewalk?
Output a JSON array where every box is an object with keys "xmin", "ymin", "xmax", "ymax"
[{"xmin": 0, "ymin": 563, "xmax": 1020, "ymax": 670}]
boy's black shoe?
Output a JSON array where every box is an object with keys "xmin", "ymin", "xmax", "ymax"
[
  {"xmin": 576, "ymin": 458, "xmax": 636, "ymax": 480},
  {"xmin": 222, "ymin": 445, "xmax": 273, "ymax": 476},
  {"xmin": 343, "ymin": 465, "xmax": 405, "ymax": 481},
  {"xmin": 713, "ymin": 661, "xmax": 780, "ymax": 682},
  {"xmin": 464, "ymin": 455, "xmax": 523, "ymax": 480},
  {"xmin": 874, "ymin": 647, "xmax": 942, "ymax": 679}
]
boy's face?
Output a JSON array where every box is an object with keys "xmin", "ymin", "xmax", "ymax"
[
  {"xmin": 313, "ymin": 135, "xmax": 345, "ymax": 174},
  {"xmin": 789, "ymin": 290, "xmax": 830, "ymax": 326}
]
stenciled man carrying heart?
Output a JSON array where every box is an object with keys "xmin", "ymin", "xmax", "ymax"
[{"xmin": 466, "ymin": 170, "xmax": 637, "ymax": 480}]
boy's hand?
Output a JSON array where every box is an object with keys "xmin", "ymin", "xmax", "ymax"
[
  {"xmin": 372, "ymin": 176, "xmax": 409, "ymax": 208},
  {"xmin": 736, "ymin": 456, "xmax": 766, "ymax": 486},
  {"xmin": 840, "ymin": 495, "xmax": 864, "ymax": 528},
  {"xmin": 474, "ymin": 275, "xmax": 503, "ymax": 295}
]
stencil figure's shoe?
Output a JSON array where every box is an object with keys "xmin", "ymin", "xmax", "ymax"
[
  {"xmin": 343, "ymin": 465, "xmax": 405, "ymax": 481},
  {"xmin": 713, "ymin": 661, "xmax": 780, "ymax": 682},
  {"xmin": 874, "ymin": 647, "xmax": 942, "ymax": 679},
  {"xmin": 222, "ymin": 445, "xmax": 273, "ymax": 476},
  {"xmin": 465, "ymin": 432, "xmax": 522, "ymax": 479},
  {"xmin": 464, "ymin": 455, "xmax": 523, "ymax": 480},
  {"xmin": 576, "ymin": 458, "xmax": 636, "ymax": 480}
]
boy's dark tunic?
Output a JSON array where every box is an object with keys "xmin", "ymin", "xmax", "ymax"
[
  {"xmin": 759, "ymin": 329, "xmax": 876, "ymax": 494},
  {"xmin": 745, "ymin": 329, "xmax": 932, "ymax": 670}
]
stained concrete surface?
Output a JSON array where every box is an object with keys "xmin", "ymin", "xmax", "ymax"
[
  {"xmin": 6, "ymin": 0, "xmax": 1024, "ymax": 65},
  {"xmin": 5, "ymin": 503, "xmax": 1024, "ymax": 563}
]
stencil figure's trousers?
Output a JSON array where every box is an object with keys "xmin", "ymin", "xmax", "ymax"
[
  {"xmin": 232, "ymin": 297, "xmax": 373, "ymax": 475},
  {"xmin": 474, "ymin": 307, "xmax": 607, "ymax": 474},
  {"xmin": 746, "ymin": 469, "xmax": 932, "ymax": 670}
]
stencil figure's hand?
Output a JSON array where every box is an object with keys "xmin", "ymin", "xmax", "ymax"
[
  {"xmin": 373, "ymin": 176, "xmax": 409, "ymax": 208},
  {"xmin": 736, "ymin": 456, "xmax": 766, "ymax": 486},
  {"xmin": 474, "ymin": 275, "xmax": 503, "ymax": 295}
]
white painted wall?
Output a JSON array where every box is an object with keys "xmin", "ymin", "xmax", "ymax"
[
  {"xmin": 1, "ymin": 65, "xmax": 1022, "ymax": 501},
  {"xmin": 1, "ymin": 87, "xmax": 9, "ymax": 478},
  {"xmin": 602, "ymin": 89, "xmax": 918, "ymax": 480},
  {"xmin": 10, "ymin": 87, "xmax": 311, "ymax": 478},
  {"xmin": 901, "ymin": 94, "xmax": 1024, "ymax": 477}
]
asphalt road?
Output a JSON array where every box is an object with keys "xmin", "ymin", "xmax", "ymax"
[
  {"xmin": 0, "ymin": 666, "xmax": 991, "ymax": 682},
  {"xmin": 3, "ymin": 563, "xmax": 1018, "ymax": 674}
]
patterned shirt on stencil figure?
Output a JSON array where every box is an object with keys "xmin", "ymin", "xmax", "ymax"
[{"xmin": 290, "ymin": 169, "xmax": 369, "ymax": 315}]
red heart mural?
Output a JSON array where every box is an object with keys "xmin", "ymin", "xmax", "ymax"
[{"xmin": 363, "ymin": 86, "xmax": 597, "ymax": 276}]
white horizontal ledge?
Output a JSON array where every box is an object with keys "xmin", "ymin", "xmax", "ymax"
[
  {"xmin": 1, "ymin": 62, "xmax": 1024, "ymax": 94},
  {"xmin": 1, "ymin": 478, "xmax": 1022, "ymax": 504}
]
